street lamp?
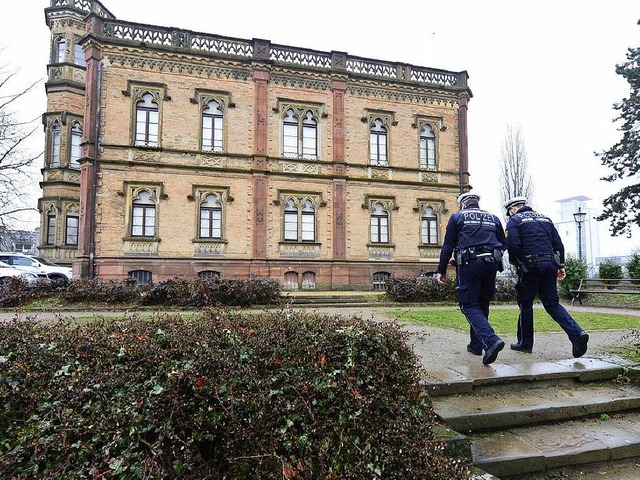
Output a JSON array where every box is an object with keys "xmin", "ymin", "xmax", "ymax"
[{"xmin": 573, "ymin": 207, "xmax": 587, "ymax": 263}]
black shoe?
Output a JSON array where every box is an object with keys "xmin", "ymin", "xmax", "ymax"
[
  {"xmin": 483, "ymin": 340, "xmax": 505, "ymax": 365},
  {"xmin": 467, "ymin": 345, "xmax": 482, "ymax": 356},
  {"xmin": 510, "ymin": 342, "xmax": 533, "ymax": 353},
  {"xmin": 572, "ymin": 332, "xmax": 589, "ymax": 358}
]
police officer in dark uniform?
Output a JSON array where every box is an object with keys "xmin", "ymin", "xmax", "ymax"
[
  {"xmin": 504, "ymin": 196, "xmax": 589, "ymax": 357},
  {"xmin": 436, "ymin": 192, "xmax": 507, "ymax": 365}
]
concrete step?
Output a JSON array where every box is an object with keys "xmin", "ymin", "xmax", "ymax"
[
  {"xmin": 470, "ymin": 410, "xmax": 640, "ymax": 478},
  {"xmin": 431, "ymin": 379, "xmax": 640, "ymax": 432},
  {"xmin": 507, "ymin": 457, "xmax": 640, "ymax": 479},
  {"xmin": 421, "ymin": 358, "xmax": 626, "ymax": 397}
]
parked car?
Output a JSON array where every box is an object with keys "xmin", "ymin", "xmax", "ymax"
[
  {"xmin": 0, "ymin": 260, "xmax": 40, "ymax": 285},
  {"xmin": 0, "ymin": 253, "xmax": 72, "ymax": 281}
]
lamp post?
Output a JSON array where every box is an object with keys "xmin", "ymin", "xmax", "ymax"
[{"xmin": 573, "ymin": 207, "xmax": 587, "ymax": 264}]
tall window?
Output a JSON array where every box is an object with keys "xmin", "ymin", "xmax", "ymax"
[
  {"xmin": 65, "ymin": 214, "xmax": 79, "ymax": 246},
  {"xmin": 135, "ymin": 93, "xmax": 159, "ymax": 147},
  {"xmin": 50, "ymin": 121, "xmax": 61, "ymax": 167},
  {"xmin": 420, "ymin": 124, "xmax": 436, "ymax": 170},
  {"xmin": 55, "ymin": 37, "xmax": 66, "ymax": 63},
  {"xmin": 282, "ymin": 108, "xmax": 318, "ymax": 159},
  {"xmin": 69, "ymin": 123, "xmax": 82, "ymax": 168},
  {"xmin": 73, "ymin": 41, "xmax": 86, "ymax": 67},
  {"xmin": 421, "ymin": 206, "xmax": 439, "ymax": 245},
  {"xmin": 131, "ymin": 190, "xmax": 156, "ymax": 237},
  {"xmin": 283, "ymin": 198, "xmax": 316, "ymax": 242},
  {"xmin": 369, "ymin": 118, "xmax": 388, "ymax": 166},
  {"xmin": 202, "ymin": 100, "xmax": 224, "ymax": 152},
  {"xmin": 46, "ymin": 211, "xmax": 57, "ymax": 245},
  {"xmin": 199, "ymin": 194, "xmax": 222, "ymax": 239},
  {"xmin": 370, "ymin": 202, "xmax": 389, "ymax": 243}
]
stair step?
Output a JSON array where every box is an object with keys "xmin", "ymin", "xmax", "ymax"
[
  {"xmin": 507, "ymin": 457, "xmax": 640, "ymax": 479},
  {"xmin": 432, "ymin": 380, "xmax": 640, "ymax": 432},
  {"xmin": 470, "ymin": 410, "xmax": 640, "ymax": 478},
  {"xmin": 422, "ymin": 358, "xmax": 626, "ymax": 397}
]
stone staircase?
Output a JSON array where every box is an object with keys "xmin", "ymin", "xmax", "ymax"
[{"xmin": 423, "ymin": 358, "xmax": 640, "ymax": 478}]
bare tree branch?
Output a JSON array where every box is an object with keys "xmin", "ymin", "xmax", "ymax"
[{"xmin": 498, "ymin": 123, "xmax": 535, "ymax": 208}]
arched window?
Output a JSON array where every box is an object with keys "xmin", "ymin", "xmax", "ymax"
[
  {"xmin": 370, "ymin": 202, "xmax": 389, "ymax": 243},
  {"xmin": 301, "ymin": 271, "xmax": 316, "ymax": 290},
  {"xmin": 50, "ymin": 121, "xmax": 61, "ymax": 167},
  {"xmin": 199, "ymin": 194, "xmax": 222, "ymax": 239},
  {"xmin": 373, "ymin": 271, "xmax": 391, "ymax": 290},
  {"xmin": 283, "ymin": 108, "xmax": 299, "ymax": 158},
  {"xmin": 420, "ymin": 124, "xmax": 436, "ymax": 170},
  {"xmin": 284, "ymin": 198, "xmax": 299, "ymax": 241},
  {"xmin": 282, "ymin": 108, "xmax": 318, "ymax": 159},
  {"xmin": 73, "ymin": 40, "xmax": 86, "ymax": 67},
  {"xmin": 284, "ymin": 271, "xmax": 299, "ymax": 291},
  {"xmin": 369, "ymin": 118, "xmax": 388, "ymax": 166},
  {"xmin": 45, "ymin": 206, "xmax": 57, "ymax": 245},
  {"xmin": 69, "ymin": 122, "xmax": 82, "ymax": 169},
  {"xmin": 301, "ymin": 110, "xmax": 317, "ymax": 159},
  {"xmin": 283, "ymin": 197, "xmax": 316, "ymax": 242},
  {"xmin": 65, "ymin": 206, "xmax": 79, "ymax": 246},
  {"xmin": 131, "ymin": 190, "xmax": 156, "ymax": 237},
  {"xmin": 421, "ymin": 206, "xmax": 438, "ymax": 245},
  {"xmin": 128, "ymin": 270, "xmax": 152, "ymax": 285},
  {"xmin": 135, "ymin": 93, "xmax": 159, "ymax": 147},
  {"xmin": 55, "ymin": 37, "xmax": 66, "ymax": 63},
  {"xmin": 201, "ymin": 100, "xmax": 224, "ymax": 152}
]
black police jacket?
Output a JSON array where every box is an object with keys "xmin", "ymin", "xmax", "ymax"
[
  {"xmin": 505, "ymin": 206, "xmax": 566, "ymax": 266},
  {"xmin": 437, "ymin": 205, "xmax": 507, "ymax": 274}
]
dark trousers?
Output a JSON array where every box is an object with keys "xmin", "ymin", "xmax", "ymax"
[
  {"xmin": 516, "ymin": 260, "xmax": 584, "ymax": 348},
  {"xmin": 456, "ymin": 257, "xmax": 501, "ymax": 351}
]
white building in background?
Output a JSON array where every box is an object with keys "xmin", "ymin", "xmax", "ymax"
[{"xmin": 552, "ymin": 196, "xmax": 601, "ymax": 274}]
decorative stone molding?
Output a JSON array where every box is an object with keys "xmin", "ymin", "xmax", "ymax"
[
  {"xmin": 420, "ymin": 171, "xmax": 440, "ymax": 183},
  {"xmin": 368, "ymin": 245, "xmax": 395, "ymax": 259},
  {"xmin": 124, "ymin": 239, "xmax": 159, "ymax": 256},
  {"xmin": 279, "ymin": 243, "xmax": 321, "ymax": 258},
  {"xmin": 370, "ymin": 168, "xmax": 390, "ymax": 180},
  {"xmin": 281, "ymin": 161, "xmax": 320, "ymax": 175},
  {"xmin": 418, "ymin": 246, "xmax": 441, "ymax": 258},
  {"xmin": 194, "ymin": 241, "xmax": 226, "ymax": 256},
  {"xmin": 198, "ymin": 155, "xmax": 224, "ymax": 168}
]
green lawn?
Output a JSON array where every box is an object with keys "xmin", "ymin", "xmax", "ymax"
[{"xmin": 394, "ymin": 308, "xmax": 640, "ymax": 334}]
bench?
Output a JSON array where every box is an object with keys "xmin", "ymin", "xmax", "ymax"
[{"xmin": 570, "ymin": 278, "xmax": 640, "ymax": 305}]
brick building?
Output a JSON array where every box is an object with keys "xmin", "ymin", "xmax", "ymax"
[{"xmin": 40, "ymin": 0, "xmax": 472, "ymax": 290}]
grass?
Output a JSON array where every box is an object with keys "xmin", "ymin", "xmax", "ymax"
[{"xmin": 394, "ymin": 307, "xmax": 640, "ymax": 334}]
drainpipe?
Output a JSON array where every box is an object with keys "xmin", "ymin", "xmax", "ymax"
[{"xmin": 88, "ymin": 60, "xmax": 102, "ymax": 278}]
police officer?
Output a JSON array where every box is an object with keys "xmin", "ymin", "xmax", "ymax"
[
  {"xmin": 436, "ymin": 192, "xmax": 507, "ymax": 365},
  {"xmin": 504, "ymin": 197, "xmax": 589, "ymax": 357}
]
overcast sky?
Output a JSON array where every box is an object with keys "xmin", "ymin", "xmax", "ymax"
[{"xmin": 2, "ymin": 0, "xmax": 639, "ymax": 256}]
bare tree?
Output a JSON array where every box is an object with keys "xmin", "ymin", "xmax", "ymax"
[
  {"xmin": 498, "ymin": 123, "xmax": 535, "ymax": 208},
  {"xmin": 0, "ymin": 56, "xmax": 41, "ymax": 227}
]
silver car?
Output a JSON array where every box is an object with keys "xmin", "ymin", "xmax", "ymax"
[{"xmin": 0, "ymin": 260, "xmax": 40, "ymax": 285}]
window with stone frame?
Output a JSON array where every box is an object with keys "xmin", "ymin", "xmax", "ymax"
[
  {"xmin": 420, "ymin": 205, "xmax": 439, "ymax": 245},
  {"xmin": 65, "ymin": 205, "xmax": 79, "ymax": 246},
  {"xmin": 280, "ymin": 103, "xmax": 320, "ymax": 160},
  {"xmin": 54, "ymin": 36, "xmax": 66, "ymax": 63},
  {"xmin": 45, "ymin": 207, "xmax": 57, "ymax": 245},
  {"xmin": 134, "ymin": 93, "xmax": 160, "ymax": 147},
  {"xmin": 199, "ymin": 193, "xmax": 223, "ymax": 239},
  {"xmin": 283, "ymin": 196, "xmax": 317, "ymax": 242},
  {"xmin": 201, "ymin": 99, "xmax": 224, "ymax": 152},
  {"xmin": 369, "ymin": 118, "xmax": 389, "ymax": 166},
  {"xmin": 69, "ymin": 122, "xmax": 83, "ymax": 169},
  {"xmin": 73, "ymin": 37, "xmax": 86, "ymax": 67},
  {"xmin": 370, "ymin": 201, "xmax": 390, "ymax": 243},
  {"xmin": 129, "ymin": 270, "xmax": 152, "ymax": 285},
  {"xmin": 130, "ymin": 189, "xmax": 157, "ymax": 238},
  {"xmin": 50, "ymin": 120, "xmax": 62, "ymax": 167},
  {"xmin": 419, "ymin": 123, "xmax": 437, "ymax": 170}
]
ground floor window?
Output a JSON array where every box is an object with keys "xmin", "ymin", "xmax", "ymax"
[
  {"xmin": 128, "ymin": 269, "xmax": 152, "ymax": 285},
  {"xmin": 373, "ymin": 271, "xmax": 391, "ymax": 290}
]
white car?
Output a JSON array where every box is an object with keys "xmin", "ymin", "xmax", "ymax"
[
  {"xmin": 0, "ymin": 253, "xmax": 72, "ymax": 281},
  {"xmin": 0, "ymin": 260, "xmax": 40, "ymax": 285}
]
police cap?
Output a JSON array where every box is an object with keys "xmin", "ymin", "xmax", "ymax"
[
  {"xmin": 503, "ymin": 196, "xmax": 527, "ymax": 211},
  {"xmin": 457, "ymin": 192, "xmax": 480, "ymax": 206}
]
